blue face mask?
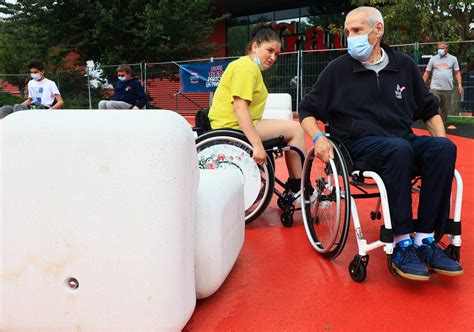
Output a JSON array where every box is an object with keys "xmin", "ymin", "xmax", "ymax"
[
  {"xmin": 118, "ymin": 76, "xmax": 127, "ymax": 82},
  {"xmin": 31, "ymin": 73, "xmax": 42, "ymax": 81},
  {"xmin": 438, "ymin": 49, "xmax": 446, "ymax": 56},
  {"xmin": 347, "ymin": 28, "xmax": 376, "ymax": 62},
  {"xmin": 253, "ymin": 55, "xmax": 265, "ymax": 71}
]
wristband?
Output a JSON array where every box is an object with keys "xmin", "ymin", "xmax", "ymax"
[{"xmin": 312, "ymin": 132, "xmax": 325, "ymax": 143}]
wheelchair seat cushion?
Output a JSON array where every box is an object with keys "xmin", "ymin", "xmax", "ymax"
[{"xmin": 262, "ymin": 136, "xmax": 286, "ymax": 150}]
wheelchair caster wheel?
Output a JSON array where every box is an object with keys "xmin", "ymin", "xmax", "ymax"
[
  {"xmin": 277, "ymin": 197, "xmax": 287, "ymax": 210},
  {"xmin": 281, "ymin": 211, "xmax": 294, "ymax": 228},
  {"xmin": 370, "ymin": 211, "xmax": 382, "ymax": 220},
  {"xmin": 349, "ymin": 254, "xmax": 369, "ymax": 282},
  {"xmin": 444, "ymin": 244, "xmax": 461, "ymax": 262}
]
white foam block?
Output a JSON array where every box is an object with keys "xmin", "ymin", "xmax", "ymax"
[
  {"xmin": 262, "ymin": 93, "xmax": 293, "ymax": 120},
  {"xmin": 195, "ymin": 169, "xmax": 245, "ymax": 299},
  {"xmin": 1, "ymin": 110, "xmax": 198, "ymax": 331}
]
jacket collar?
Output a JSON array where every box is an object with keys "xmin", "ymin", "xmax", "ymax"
[{"xmin": 352, "ymin": 43, "xmax": 399, "ymax": 73}]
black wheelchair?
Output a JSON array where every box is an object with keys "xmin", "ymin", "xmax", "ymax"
[
  {"xmin": 194, "ymin": 109, "xmax": 306, "ymax": 226},
  {"xmin": 300, "ymin": 132, "xmax": 463, "ymax": 282}
]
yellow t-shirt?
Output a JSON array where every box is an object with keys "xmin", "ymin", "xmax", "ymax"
[{"xmin": 209, "ymin": 56, "xmax": 268, "ymax": 130}]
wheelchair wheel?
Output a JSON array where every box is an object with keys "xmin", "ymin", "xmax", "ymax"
[
  {"xmin": 301, "ymin": 139, "xmax": 351, "ymax": 260},
  {"xmin": 195, "ymin": 129, "xmax": 275, "ymax": 224}
]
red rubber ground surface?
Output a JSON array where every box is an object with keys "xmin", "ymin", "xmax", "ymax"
[{"xmin": 186, "ymin": 120, "xmax": 473, "ymax": 331}]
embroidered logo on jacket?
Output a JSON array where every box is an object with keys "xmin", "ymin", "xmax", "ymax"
[{"xmin": 395, "ymin": 84, "xmax": 405, "ymax": 99}]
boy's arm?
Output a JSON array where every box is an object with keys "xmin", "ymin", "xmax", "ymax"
[
  {"xmin": 21, "ymin": 98, "xmax": 32, "ymax": 106},
  {"xmin": 50, "ymin": 94, "xmax": 64, "ymax": 109}
]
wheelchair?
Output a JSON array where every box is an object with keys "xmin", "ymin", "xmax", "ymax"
[
  {"xmin": 300, "ymin": 132, "xmax": 463, "ymax": 282},
  {"xmin": 194, "ymin": 109, "xmax": 305, "ymax": 226}
]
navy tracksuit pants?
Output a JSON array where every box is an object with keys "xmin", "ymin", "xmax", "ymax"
[{"xmin": 347, "ymin": 135, "xmax": 456, "ymax": 235}]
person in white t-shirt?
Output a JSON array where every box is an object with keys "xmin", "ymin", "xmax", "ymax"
[{"xmin": 0, "ymin": 60, "xmax": 64, "ymax": 119}]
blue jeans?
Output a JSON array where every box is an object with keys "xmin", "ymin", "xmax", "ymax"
[{"xmin": 347, "ymin": 135, "xmax": 456, "ymax": 235}]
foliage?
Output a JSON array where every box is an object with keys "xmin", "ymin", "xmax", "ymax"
[
  {"xmin": 0, "ymin": 0, "xmax": 225, "ymax": 65},
  {"xmin": 0, "ymin": 19, "xmax": 59, "ymax": 97},
  {"xmin": 0, "ymin": 91, "xmax": 22, "ymax": 106},
  {"xmin": 350, "ymin": 0, "xmax": 472, "ymax": 71},
  {"xmin": 350, "ymin": 0, "xmax": 472, "ymax": 43}
]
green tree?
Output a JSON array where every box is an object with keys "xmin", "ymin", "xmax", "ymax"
[
  {"xmin": 0, "ymin": 0, "xmax": 225, "ymax": 64},
  {"xmin": 0, "ymin": 19, "xmax": 55, "ymax": 97},
  {"xmin": 350, "ymin": 0, "xmax": 472, "ymax": 43},
  {"xmin": 350, "ymin": 1, "xmax": 472, "ymax": 70}
]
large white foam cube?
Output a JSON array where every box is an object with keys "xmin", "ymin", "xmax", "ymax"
[
  {"xmin": 1, "ymin": 110, "xmax": 198, "ymax": 331},
  {"xmin": 262, "ymin": 93, "xmax": 293, "ymax": 120},
  {"xmin": 195, "ymin": 169, "xmax": 245, "ymax": 299}
]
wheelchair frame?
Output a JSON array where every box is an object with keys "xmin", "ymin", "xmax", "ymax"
[
  {"xmin": 195, "ymin": 128, "xmax": 305, "ymax": 226},
  {"xmin": 301, "ymin": 134, "xmax": 463, "ymax": 282}
]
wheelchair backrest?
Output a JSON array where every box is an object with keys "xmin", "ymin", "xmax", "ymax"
[{"xmin": 195, "ymin": 108, "xmax": 211, "ymax": 135}]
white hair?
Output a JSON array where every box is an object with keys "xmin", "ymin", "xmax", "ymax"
[{"xmin": 347, "ymin": 6, "xmax": 385, "ymax": 37}]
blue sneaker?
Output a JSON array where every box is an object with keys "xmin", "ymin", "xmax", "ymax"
[
  {"xmin": 417, "ymin": 237, "xmax": 463, "ymax": 276},
  {"xmin": 392, "ymin": 239, "xmax": 430, "ymax": 281}
]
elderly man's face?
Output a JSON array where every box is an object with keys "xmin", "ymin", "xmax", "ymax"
[
  {"xmin": 344, "ymin": 11, "xmax": 381, "ymax": 45},
  {"xmin": 438, "ymin": 43, "xmax": 448, "ymax": 55}
]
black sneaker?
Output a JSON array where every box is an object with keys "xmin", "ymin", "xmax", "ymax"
[
  {"xmin": 417, "ymin": 237, "xmax": 463, "ymax": 276},
  {"xmin": 392, "ymin": 239, "xmax": 430, "ymax": 281}
]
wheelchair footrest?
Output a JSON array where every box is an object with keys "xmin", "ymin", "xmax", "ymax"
[
  {"xmin": 445, "ymin": 219, "xmax": 461, "ymax": 235},
  {"xmin": 386, "ymin": 254, "xmax": 401, "ymax": 278},
  {"xmin": 380, "ymin": 225, "xmax": 394, "ymax": 243}
]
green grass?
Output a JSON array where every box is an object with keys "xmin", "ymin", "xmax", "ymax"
[{"xmin": 447, "ymin": 116, "xmax": 474, "ymax": 124}]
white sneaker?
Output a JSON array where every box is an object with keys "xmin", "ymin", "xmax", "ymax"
[{"xmin": 291, "ymin": 189, "xmax": 317, "ymax": 208}]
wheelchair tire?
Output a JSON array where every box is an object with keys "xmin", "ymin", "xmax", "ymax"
[
  {"xmin": 301, "ymin": 138, "xmax": 351, "ymax": 260},
  {"xmin": 195, "ymin": 129, "xmax": 275, "ymax": 224}
]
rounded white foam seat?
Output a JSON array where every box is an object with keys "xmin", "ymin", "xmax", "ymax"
[
  {"xmin": 195, "ymin": 169, "xmax": 245, "ymax": 299},
  {"xmin": 261, "ymin": 93, "xmax": 293, "ymax": 120},
  {"xmin": 1, "ymin": 110, "xmax": 198, "ymax": 331}
]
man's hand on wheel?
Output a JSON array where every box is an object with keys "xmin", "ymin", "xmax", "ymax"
[{"xmin": 315, "ymin": 136, "xmax": 334, "ymax": 163}]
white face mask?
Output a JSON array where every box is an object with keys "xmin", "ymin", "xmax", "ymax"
[
  {"xmin": 253, "ymin": 54, "xmax": 265, "ymax": 71},
  {"xmin": 31, "ymin": 73, "xmax": 42, "ymax": 81}
]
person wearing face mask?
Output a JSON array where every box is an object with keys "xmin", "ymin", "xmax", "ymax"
[
  {"xmin": 98, "ymin": 64, "xmax": 147, "ymax": 109},
  {"xmin": 423, "ymin": 42, "xmax": 463, "ymax": 125},
  {"xmin": 208, "ymin": 22, "xmax": 309, "ymax": 201},
  {"xmin": 299, "ymin": 6, "xmax": 462, "ymax": 281},
  {"xmin": 0, "ymin": 59, "xmax": 63, "ymax": 118}
]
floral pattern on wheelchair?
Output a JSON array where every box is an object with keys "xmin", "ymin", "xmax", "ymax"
[{"xmin": 197, "ymin": 144, "xmax": 262, "ymax": 209}]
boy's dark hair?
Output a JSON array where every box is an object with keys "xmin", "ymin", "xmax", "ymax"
[
  {"xmin": 247, "ymin": 22, "xmax": 281, "ymax": 52},
  {"xmin": 27, "ymin": 60, "xmax": 45, "ymax": 71}
]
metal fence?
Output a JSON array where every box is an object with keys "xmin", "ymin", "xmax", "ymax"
[{"xmin": 1, "ymin": 40, "xmax": 472, "ymax": 116}]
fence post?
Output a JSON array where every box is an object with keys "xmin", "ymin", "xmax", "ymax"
[
  {"xmin": 299, "ymin": 49, "xmax": 304, "ymax": 102},
  {"xmin": 209, "ymin": 57, "xmax": 214, "ymax": 110},
  {"xmin": 414, "ymin": 42, "xmax": 419, "ymax": 64},
  {"xmin": 86, "ymin": 65, "xmax": 92, "ymax": 110},
  {"xmin": 296, "ymin": 49, "xmax": 301, "ymax": 113}
]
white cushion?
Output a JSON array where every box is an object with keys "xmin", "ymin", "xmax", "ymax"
[{"xmin": 262, "ymin": 93, "xmax": 293, "ymax": 120}]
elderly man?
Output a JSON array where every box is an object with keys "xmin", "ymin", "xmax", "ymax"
[
  {"xmin": 98, "ymin": 64, "xmax": 147, "ymax": 110},
  {"xmin": 423, "ymin": 42, "xmax": 463, "ymax": 124},
  {"xmin": 298, "ymin": 6, "xmax": 462, "ymax": 281}
]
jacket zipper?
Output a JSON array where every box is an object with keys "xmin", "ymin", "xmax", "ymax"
[{"xmin": 375, "ymin": 71, "xmax": 388, "ymax": 128}]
